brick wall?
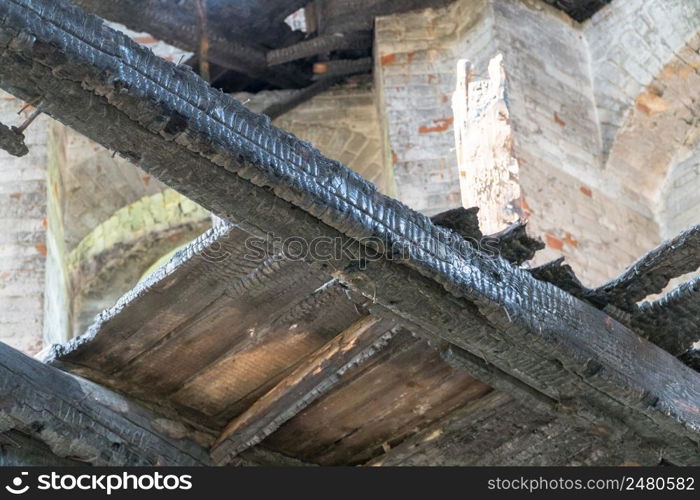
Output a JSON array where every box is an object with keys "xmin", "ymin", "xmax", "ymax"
[
  {"xmin": 661, "ymin": 150, "xmax": 700, "ymax": 240},
  {"xmin": 0, "ymin": 92, "xmax": 48, "ymax": 354},
  {"xmin": 375, "ymin": 0, "xmax": 664, "ymax": 285},
  {"xmin": 374, "ymin": 0, "xmax": 494, "ymax": 215},
  {"xmin": 489, "ymin": 0, "xmax": 658, "ymax": 283},
  {"xmin": 584, "ymin": 0, "xmax": 700, "ymax": 159}
]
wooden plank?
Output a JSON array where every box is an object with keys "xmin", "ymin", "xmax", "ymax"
[
  {"xmin": 263, "ymin": 77, "xmax": 345, "ymax": 119},
  {"xmin": 262, "ymin": 332, "xmax": 491, "ymax": 465},
  {"xmin": 48, "ymin": 223, "xmax": 266, "ymax": 376},
  {"xmin": 1, "ymin": 0, "xmax": 696, "ymax": 464},
  {"xmin": 368, "ymin": 392, "xmax": 656, "ymax": 466},
  {"xmin": 343, "ymin": 260, "xmax": 700, "ymax": 464},
  {"xmin": 172, "ymin": 279, "xmax": 366, "ymax": 421},
  {"xmin": 108, "ymin": 257, "xmax": 329, "ymax": 397},
  {"xmin": 210, "ymin": 316, "xmax": 395, "ymax": 464},
  {"xmin": 0, "ymin": 342, "xmax": 211, "ymax": 466}
]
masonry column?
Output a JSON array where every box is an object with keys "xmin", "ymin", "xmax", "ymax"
[
  {"xmin": 0, "ymin": 92, "xmax": 48, "ymax": 354},
  {"xmin": 374, "ymin": 0, "xmax": 662, "ymax": 286}
]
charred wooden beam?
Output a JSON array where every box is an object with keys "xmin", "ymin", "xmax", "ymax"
[
  {"xmin": 262, "ymin": 76, "xmax": 345, "ymax": 118},
  {"xmin": 680, "ymin": 348, "xmax": 700, "ymax": 372},
  {"xmin": 586, "ymin": 225, "xmax": 700, "ymax": 311},
  {"xmin": 431, "ymin": 208, "xmax": 543, "ymax": 265},
  {"xmin": 632, "ymin": 275, "xmax": 700, "ymax": 356},
  {"xmin": 528, "ymin": 257, "xmax": 588, "ymax": 298},
  {"xmin": 73, "ymin": 0, "xmax": 309, "ymax": 48},
  {"xmin": 487, "ymin": 221, "xmax": 544, "ymax": 265},
  {"xmin": 0, "ymin": 342, "xmax": 210, "ymax": 466},
  {"xmin": 0, "ymin": 431, "xmax": 86, "ymax": 466},
  {"xmin": 0, "ymin": 120, "xmax": 28, "ymax": 156},
  {"xmin": 0, "ymin": 0, "xmax": 697, "ymax": 464},
  {"xmin": 267, "ymin": 31, "xmax": 372, "ymax": 66},
  {"xmin": 211, "ymin": 316, "xmax": 395, "ymax": 463},
  {"xmin": 430, "ymin": 207, "xmax": 482, "ymax": 240},
  {"xmin": 73, "ymin": 0, "xmax": 309, "ymax": 88},
  {"xmin": 542, "ymin": 0, "xmax": 612, "ymax": 22}
]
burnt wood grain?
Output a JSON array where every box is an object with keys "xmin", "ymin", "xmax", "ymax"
[
  {"xmin": 211, "ymin": 316, "xmax": 396, "ymax": 463},
  {"xmin": 0, "ymin": 342, "xmax": 211, "ymax": 466},
  {"xmin": 368, "ymin": 392, "xmax": 653, "ymax": 466},
  {"xmin": 586, "ymin": 225, "xmax": 700, "ymax": 311},
  {"xmin": 1, "ymin": 0, "xmax": 697, "ymax": 464},
  {"xmin": 632, "ymin": 275, "xmax": 700, "ymax": 356}
]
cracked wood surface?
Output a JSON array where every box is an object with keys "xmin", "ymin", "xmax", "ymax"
[
  {"xmin": 368, "ymin": 392, "xmax": 649, "ymax": 466},
  {"xmin": 0, "ymin": 431, "xmax": 85, "ymax": 466},
  {"xmin": 261, "ymin": 330, "xmax": 491, "ymax": 465},
  {"xmin": 211, "ymin": 316, "xmax": 396, "ymax": 463},
  {"xmin": 1, "ymin": 0, "xmax": 697, "ymax": 464},
  {"xmin": 0, "ymin": 342, "xmax": 211, "ymax": 466}
]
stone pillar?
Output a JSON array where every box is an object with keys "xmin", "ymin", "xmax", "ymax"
[
  {"xmin": 374, "ymin": 0, "xmax": 675, "ymax": 285},
  {"xmin": 0, "ymin": 92, "xmax": 48, "ymax": 354}
]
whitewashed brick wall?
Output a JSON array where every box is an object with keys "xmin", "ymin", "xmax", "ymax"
[
  {"xmin": 0, "ymin": 93, "xmax": 48, "ymax": 354},
  {"xmin": 374, "ymin": 0, "xmax": 668, "ymax": 285}
]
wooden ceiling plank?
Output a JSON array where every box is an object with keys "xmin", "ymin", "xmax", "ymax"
[{"xmin": 210, "ymin": 316, "xmax": 395, "ymax": 464}]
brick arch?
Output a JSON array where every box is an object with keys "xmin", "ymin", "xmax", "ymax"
[
  {"xmin": 67, "ymin": 190, "xmax": 210, "ymax": 339},
  {"xmin": 659, "ymin": 133, "xmax": 700, "ymax": 239},
  {"xmin": 604, "ymin": 33, "xmax": 700, "ymax": 206},
  {"xmin": 586, "ymin": 0, "xmax": 700, "ymax": 164}
]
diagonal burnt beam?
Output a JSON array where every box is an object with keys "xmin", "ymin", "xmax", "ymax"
[
  {"xmin": 632, "ymin": 275, "xmax": 700, "ymax": 356},
  {"xmin": 262, "ymin": 76, "xmax": 345, "ymax": 119},
  {"xmin": 0, "ymin": 342, "xmax": 211, "ymax": 466},
  {"xmin": 0, "ymin": 0, "xmax": 697, "ymax": 464},
  {"xmin": 267, "ymin": 31, "xmax": 373, "ymax": 66},
  {"xmin": 211, "ymin": 316, "xmax": 395, "ymax": 463},
  {"xmin": 586, "ymin": 225, "xmax": 700, "ymax": 311}
]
